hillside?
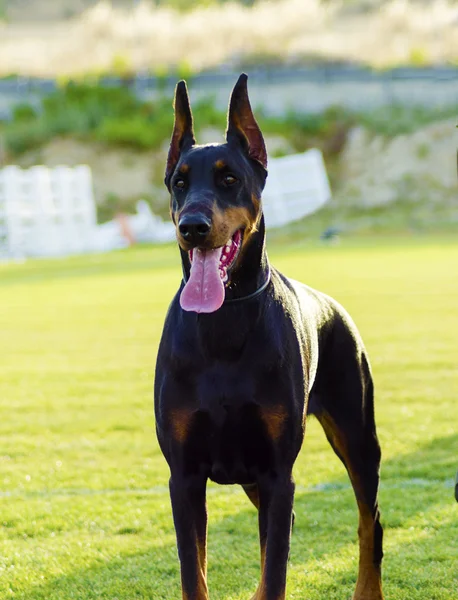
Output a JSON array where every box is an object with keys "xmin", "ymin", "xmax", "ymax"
[{"xmin": 7, "ymin": 118, "xmax": 457, "ymax": 232}]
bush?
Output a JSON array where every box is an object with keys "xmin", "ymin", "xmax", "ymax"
[
  {"xmin": 2, "ymin": 81, "xmax": 232, "ymax": 156},
  {"xmin": 95, "ymin": 116, "xmax": 172, "ymax": 150},
  {"xmin": 4, "ymin": 120, "xmax": 49, "ymax": 155},
  {"xmin": 3, "ymin": 81, "xmax": 165, "ymax": 155},
  {"xmin": 12, "ymin": 103, "xmax": 37, "ymax": 122}
]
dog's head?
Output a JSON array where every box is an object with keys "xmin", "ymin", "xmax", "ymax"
[{"xmin": 165, "ymin": 74, "xmax": 268, "ymax": 313}]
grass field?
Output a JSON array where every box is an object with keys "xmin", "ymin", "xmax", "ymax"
[{"xmin": 1, "ymin": 235, "xmax": 457, "ymax": 599}]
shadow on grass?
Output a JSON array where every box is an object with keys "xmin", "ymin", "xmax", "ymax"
[{"xmin": 14, "ymin": 433, "xmax": 458, "ymax": 600}]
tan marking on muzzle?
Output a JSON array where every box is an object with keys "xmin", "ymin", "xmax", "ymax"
[
  {"xmin": 174, "ymin": 194, "xmax": 261, "ymax": 252},
  {"xmin": 210, "ymin": 205, "xmax": 253, "ymax": 246}
]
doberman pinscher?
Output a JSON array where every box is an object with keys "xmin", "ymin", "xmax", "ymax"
[{"xmin": 154, "ymin": 74, "xmax": 384, "ymax": 600}]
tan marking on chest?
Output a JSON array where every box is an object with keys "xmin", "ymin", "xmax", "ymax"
[
  {"xmin": 170, "ymin": 409, "xmax": 193, "ymax": 444},
  {"xmin": 260, "ymin": 405, "xmax": 287, "ymax": 441}
]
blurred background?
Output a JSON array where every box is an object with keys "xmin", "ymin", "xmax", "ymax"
[{"xmin": 0, "ymin": 0, "xmax": 457, "ymax": 243}]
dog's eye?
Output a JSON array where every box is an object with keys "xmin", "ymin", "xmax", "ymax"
[
  {"xmin": 223, "ymin": 174, "xmax": 237, "ymax": 186},
  {"xmin": 174, "ymin": 179, "xmax": 186, "ymax": 190}
]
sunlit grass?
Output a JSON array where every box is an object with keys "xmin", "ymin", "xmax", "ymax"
[{"xmin": 0, "ymin": 234, "xmax": 457, "ymax": 599}]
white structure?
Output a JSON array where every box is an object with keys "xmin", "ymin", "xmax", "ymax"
[
  {"xmin": 121, "ymin": 200, "xmax": 175, "ymax": 245},
  {"xmin": 263, "ymin": 148, "xmax": 331, "ymax": 229},
  {"xmin": 93, "ymin": 200, "xmax": 175, "ymax": 252},
  {"xmin": 0, "ymin": 150, "xmax": 330, "ymax": 259},
  {"xmin": 0, "ymin": 165, "xmax": 176, "ymax": 260},
  {"xmin": 0, "ymin": 165, "xmax": 97, "ymax": 259}
]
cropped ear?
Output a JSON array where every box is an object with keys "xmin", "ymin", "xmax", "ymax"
[
  {"xmin": 165, "ymin": 81, "xmax": 196, "ymax": 186},
  {"xmin": 226, "ymin": 73, "xmax": 267, "ymax": 170}
]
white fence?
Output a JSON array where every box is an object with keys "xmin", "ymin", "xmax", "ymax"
[
  {"xmin": 263, "ymin": 148, "xmax": 331, "ymax": 228},
  {"xmin": 0, "ymin": 165, "xmax": 97, "ymax": 259},
  {"xmin": 0, "ymin": 151, "xmax": 330, "ymax": 259}
]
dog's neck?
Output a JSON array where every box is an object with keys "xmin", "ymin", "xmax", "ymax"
[
  {"xmin": 225, "ymin": 213, "xmax": 270, "ymax": 302},
  {"xmin": 179, "ymin": 213, "xmax": 270, "ymax": 306}
]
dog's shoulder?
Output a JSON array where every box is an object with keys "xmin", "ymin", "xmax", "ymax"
[
  {"xmin": 272, "ymin": 268, "xmax": 364, "ymax": 346},
  {"xmin": 271, "ymin": 268, "xmax": 334, "ymax": 324}
]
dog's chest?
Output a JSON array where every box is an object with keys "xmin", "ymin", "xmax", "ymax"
[
  {"xmin": 195, "ymin": 361, "xmax": 256, "ymax": 419},
  {"xmin": 193, "ymin": 382, "xmax": 279, "ymax": 485},
  {"xmin": 157, "ymin": 299, "xmax": 311, "ymax": 483},
  {"xmin": 187, "ymin": 360, "xmax": 298, "ymax": 484}
]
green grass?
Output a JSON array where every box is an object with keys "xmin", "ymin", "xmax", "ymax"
[{"xmin": 0, "ymin": 235, "xmax": 457, "ymax": 599}]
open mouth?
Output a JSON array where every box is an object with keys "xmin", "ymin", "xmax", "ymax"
[
  {"xmin": 180, "ymin": 230, "xmax": 243, "ymax": 314},
  {"xmin": 189, "ymin": 229, "xmax": 242, "ymax": 284}
]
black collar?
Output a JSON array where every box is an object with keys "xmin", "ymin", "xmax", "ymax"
[{"xmin": 181, "ymin": 266, "xmax": 271, "ymax": 305}]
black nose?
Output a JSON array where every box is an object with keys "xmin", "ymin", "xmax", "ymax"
[{"xmin": 178, "ymin": 214, "xmax": 212, "ymax": 246}]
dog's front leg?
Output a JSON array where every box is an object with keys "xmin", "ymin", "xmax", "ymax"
[
  {"xmin": 169, "ymin": 475, "xmax": 209, "ymax": 600},
  {"xmin": 251, "ymin": 473, "xmax": 295, "ymax": 600}
]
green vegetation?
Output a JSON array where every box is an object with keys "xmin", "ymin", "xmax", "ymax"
[
  {"xmin": 1, "ymin": 81, "xmax": 351, "ymax": 158},
  {"xmin": 0, "ymin": 235, "xmax": 457, "ymax": 599},
  {"xmin": 2, "ymin": 81, "xmax": 457, "ymax": 159},
  {"xmin": 3, "ymin": 83, "xmax": 177, "ymax": 155}
]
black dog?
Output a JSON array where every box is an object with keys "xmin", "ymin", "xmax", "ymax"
[{"xmin": 155, "ymin": 74, "xmax": 384, "ymax": 600}]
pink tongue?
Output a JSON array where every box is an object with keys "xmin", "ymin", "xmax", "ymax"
[{"xmin": 180, "ymin": 248, "xmax": 225, "ymax": 313}]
